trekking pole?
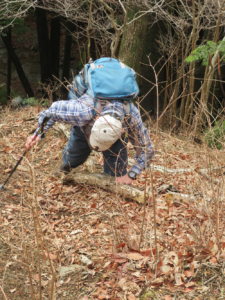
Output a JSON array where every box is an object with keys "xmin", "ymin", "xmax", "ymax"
[{"xmin": 0, "ymin": 113, "xmax": 53, "ymax": 190}]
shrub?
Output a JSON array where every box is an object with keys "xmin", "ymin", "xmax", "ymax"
[
  {"xmin": 22, "ymin": 97, "xmax": 38, "ymax": 106},
  {"xmin": 22, "ymin": 97, "xmax": 50, "ymax": 107},
  {"xmin": 204, "ymin": 120, "xmax": 225, "ymax": 150}
]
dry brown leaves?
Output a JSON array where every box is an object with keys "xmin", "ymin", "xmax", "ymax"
[{"xmin": 0, "ymin": 106, "xmax": 225, "ymax": 299}]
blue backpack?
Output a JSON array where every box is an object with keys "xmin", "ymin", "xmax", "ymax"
[{"xmin": 68, "ymin": 57, "xmax": 139, "ymax": 101}]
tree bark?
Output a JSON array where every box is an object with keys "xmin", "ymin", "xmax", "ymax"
[
  {"xmin": 7, "ymin": 26, "xmax": 11, "ymax": 101},
  {"xmin": 2, "ymin": 30, "xmax": 34, "ymax": 98},
  {"xmin": 50, "ymin": 16, "xmax": 61, "ymax": 79},
  {"xmin": 35, "ymin": 7, "xmax": 53, "ymax": 94},
  {"xmin": 119, "ymin": 5, "xmax": 148, "ymax": 78},
  {"xmin": 62, "ymin": 172, "xmax": 145, "ymax": 204},
  {"xmin": 61, "ymin": 21, "xmax": 74, "ymax": 98},
  {"xmin": 140, "ymin": 21, "xmax": 166, "ymax": 118}
]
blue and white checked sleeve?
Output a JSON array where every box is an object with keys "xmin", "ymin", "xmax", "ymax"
[{"xmin": 34, "ymin": 95, "xmax": 95, "ymax": 138}]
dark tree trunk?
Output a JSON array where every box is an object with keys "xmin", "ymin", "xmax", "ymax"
[
  {"xmin": 35, "ymin": 7, "xmax": 53, "ymax": 96},
  {"xmin": 119, "ymin": 4, "xmax": 148, "ymax": 77},
  {"xmin": 50, "ymin": 16, "xmax": 61, "ymax": 79},
  {"xmin": 61, "ymin": 21, "xmax": 74, "ymax": 98},
  {"xmin": 7, "ymin": 26, "xmax": 11, "ymax": 101},
  {"xmin": 140, "ymin": 21, "xmax": 166, "ymax": 118},
  {"xmin": 2, "ymin": 30, "xmax": 34, "ymax": 98}
]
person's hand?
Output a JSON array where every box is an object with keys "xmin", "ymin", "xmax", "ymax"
[
  {"xmin": 25, "ymin": 136, "xmax": 41, "ymax": 150},
  {"xmin": 115, "ymin": 173, "xmax": 133, "ymax": 185}
]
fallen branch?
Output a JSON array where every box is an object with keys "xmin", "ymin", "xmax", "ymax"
[
  {"xmin": 203, "ymin": 274, "xmax": 218, "ymax": 285},
  {"xmin": 128, "ymin": 159, "xmax": 225, "ymax": 175},
  {"xmin": 62, "ymin": 172, "xmax": 145, "ymax": 204}
]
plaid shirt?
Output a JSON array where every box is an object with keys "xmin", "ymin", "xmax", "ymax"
[{"xmin": 34, "ymin": 94, "xmax": 154, "ymax": 175}]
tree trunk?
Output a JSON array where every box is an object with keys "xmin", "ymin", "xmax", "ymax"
[
  {"xmin": 140, "ymin": 21, "xmax": 166, "ymax": 119},
  {"xmin": 2, "ymin": 30, "xmax": 34, "ymax": 98},
  {"xmin": 50, "ymin": 16, "xmax": 61, "ymax": 79},
  {"xmin": 119, "ymin": 5, "xmax": 148, "ymax": 79},
  {"xmin": 35, "ymin": 6, "xmax": 53, "ymax": 95},
  {"xmin": 7, "ymin": 26, "xmax": 11, "ymax": 101},
  {"xmin": 61, "ymin": 21, "xmax": 74, "ymax": 98},
  {"xmin": 62, "ymin": 172, "xmax": 145, "ymax": 204}
]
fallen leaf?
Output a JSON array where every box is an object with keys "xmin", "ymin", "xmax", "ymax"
[
  {"xmin": 70, "ymin": 229, "xmax": 83, "ymax": 235},
  {"xmin": 185, "ymin": 282, "xmax": 196, "ymax": 288},
  {"xmin": 129, "ymin": 239, "xmax": 139, "ymax": 251},
  {"xmin": 209, "ymin": 256, "xmax": 217, "ymax": 263},
  {"xmin": 41, "ymin": 280, "xmax": 49, "ymax": 287},
  {"xmin": 141, "ymin": 248, "xmax": 155, "ymax": 256},
  {"xmin": 127, "ymin": 294, "xmax": 136, "ymax": 300},
  {"xmin": 127, "ymin": 253, "xmax": 143, "ymax": 260},
  {"xmin": 151, "ymin": 277, "xmax": 164, "ymax": 284},
  {"xmin": 65, "ymin": 277, "xmax": 71, "ymax": 284},
  {"xmin": 168, "ymin": 251, "xmax": 178, "ymax": 266},
  {"xmin": 183, "ymin": 288, "xmax": 194, "ymax": 293},
  {"xmin": 164, "ymin": 296, "xmax": 172, "ymax": 300},
  {"xmin": 194, "ymin": 254, "xmax": 210, "ymax": 261},
  {"xmin": 17, "ymin": 165, "xmax": 28, "ymax": 172},
  {"xmin": 3, "ymin": 147, "xmax": 13, "ymax": 153},
  {"xmin": 132, "ymin": 271, "xmax": 142, "ymax": 277},
  {"xmin": 184, "ymin": 270, "xmax": 193, "ymax": 277},
  {"xmin": 103, "ymin": 261, "xmax": 111, "ymax": 268},
  {"xmin": 118, "ymin": 278, "xmax": 126, "ymax": 288},
  {"xmin": 32, "ymin": 274, "xmax": 39, "ymax": 281},
  {"xmin": 211, "ymin": 244, "xmax": 218, "ymax": 254},
  {"xmin": 90, "ymin": 203, "xmax": 97, "ymax": 208},
  {"xmin": 162, "ymin": 265, "xmax": 173, "ymax": 273},
  {"xmin": 10, "ymin": 288, "xmax": 16, "ymax": 293},
  {"xmin": 174, "ymin": 273, "xmax": 183, "ymax": 285}
]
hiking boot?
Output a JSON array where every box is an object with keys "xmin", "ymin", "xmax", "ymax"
[{"xmin": 54, "ymin": 163, "xmax": 71, "ymax": 176}]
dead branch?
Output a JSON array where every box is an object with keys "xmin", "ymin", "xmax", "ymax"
[{"xmin": 62, "ymin": 172, "xmax": 146, "ymax": 204}]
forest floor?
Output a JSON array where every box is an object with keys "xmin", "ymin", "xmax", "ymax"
[{"xmin": 0, "ymin": 105, "xmax": 225, "ymax": 300}]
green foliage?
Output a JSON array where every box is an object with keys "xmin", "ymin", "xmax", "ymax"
[
  {"xmin": 186, "ymin": 40, "xmax": 225, "ymax": 65},
  {"xmin": 22, "ymin": 97, "xmax": 38, "ymax": 106},
  {"xmin": 13, "ymin": 18, "xmax": 30, "ymax": 36},
  {"xmin": 0, "ymin": 86, "xmax": 19, "ymax": 105},
  {"xmin": 39, "ymin": 99, "xmax": 50, "ymax": 107},
  {"xmin": 22, "ymin": 97, "xmax": 50, "ymax": 107},
  {"xmin": 204, "ymin": 120, "xmax": 225, "ymax": 150}
]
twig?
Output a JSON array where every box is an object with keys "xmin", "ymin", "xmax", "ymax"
[
  {"xmin": 0, "ymin": 286, "xmax": 8, "ymax": 300},
  {"xmin": 203, "ymin": 274, "xmax": 218, "ymax": 285},
  {"xmin": 151, "ymin": 166, "xmax": 158, "ymax": 261},
  {"xmin": 87, "ymin": 0, "xmax": 93, "ymax": 61}
]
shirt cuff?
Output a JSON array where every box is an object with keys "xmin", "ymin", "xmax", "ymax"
[{"xmin": 130, "ymin": 164, "xmax": 142, "ymax": 175}]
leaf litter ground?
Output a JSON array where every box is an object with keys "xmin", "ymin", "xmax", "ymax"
[{"xmin": 0, "ymin": 106, "xmax": 225, "ymax": 299}]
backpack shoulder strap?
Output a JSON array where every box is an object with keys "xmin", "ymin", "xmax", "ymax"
[
  {"xmin": 93, "ymin": 100, "xmax": 107, "ymax": 117},
  {"xmin": 93, "ymin": 100, "xmax": 132, "ymax": 120}
]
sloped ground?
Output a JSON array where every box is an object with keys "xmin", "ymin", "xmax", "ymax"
[{"xmin": 0, "ymin": 105, "xmax": 225, "ymax": 300}]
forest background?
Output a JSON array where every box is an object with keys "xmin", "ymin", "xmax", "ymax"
[
  {"xmin": 1, "ymin": 0, "xmax": 225, "ymax": 137},
  {"xmin": 1, "ymin": 0, "xmax": 225, "ymax": 299}
]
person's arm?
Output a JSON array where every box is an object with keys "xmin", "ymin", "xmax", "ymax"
[
  {"xmin": 128, "ymin": 105, "xmax": 154, "ymax": 175},
  {"xmin": 26, "ymin": 95, "xmax": 94, "ymax": 149},
  {"xmin": 115, "ymin": 105, "xmax": 154, "ymax": 185}
]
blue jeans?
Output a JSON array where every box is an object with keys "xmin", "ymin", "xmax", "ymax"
[{"xmin": 62, "ymin": 126, "xmax": 127, "ymax": 177}]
